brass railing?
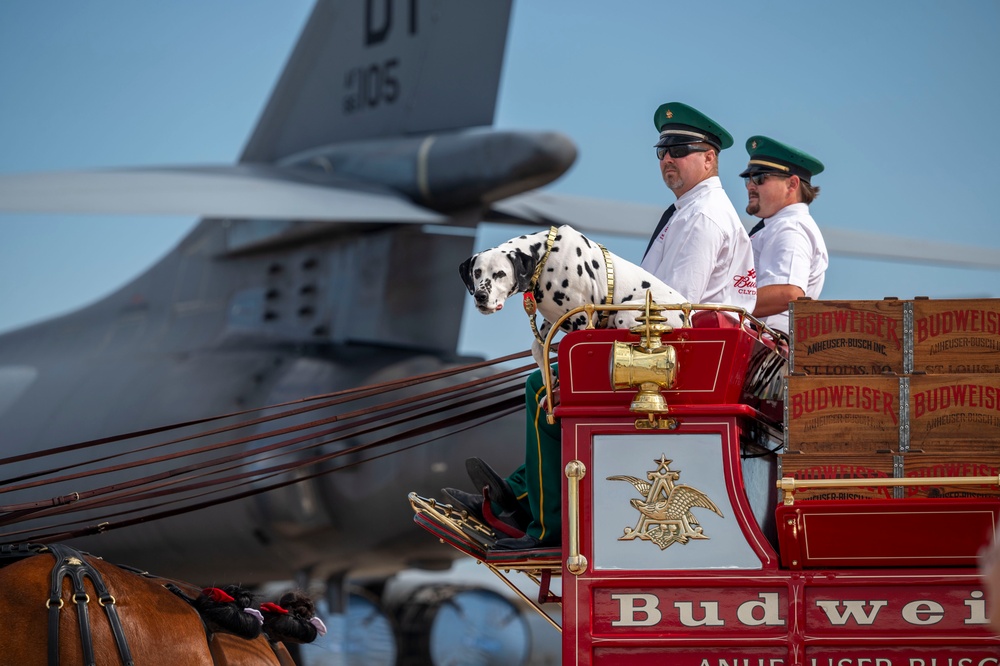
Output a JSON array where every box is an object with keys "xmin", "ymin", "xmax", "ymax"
[{"xmin": 777, "ymin": 475, "xmax": 1000, "ymax": 505}]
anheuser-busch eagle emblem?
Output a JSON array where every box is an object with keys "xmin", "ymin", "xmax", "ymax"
[{"xmin": 608, "ymin": 455, "xmax": 723, "ymax": 550}]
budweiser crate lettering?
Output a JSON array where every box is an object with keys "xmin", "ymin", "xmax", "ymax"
[
  {"xmin": 912, "ymin": 298, "xmax": 1000, "ymax": 374},
  {"xmin": 791, "ymin": 299, "xmax": 905, "ymax": 375},
  {"xmin": 785, "ymin": 375, "xmax": 901, "ymax": 453},
  {"xmin": 901, "ymin": 453, "xmax": 1000, "ymax": 498},
  {"xmin": 779, "ymin": 453, "xmax": 895, "ymax": 501},
  {"xmin": 908, "ymin": 373, "xmax": 1000, "ymax": 452}
]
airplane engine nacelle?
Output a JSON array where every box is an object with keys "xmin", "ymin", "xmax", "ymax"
[
  {"xmin": 385, "ymin": 584, "xmax": 531, "ymax": 666},
  {"xmin": 284, "ymin": 130, "xmax": 577, "ymax": 212}
]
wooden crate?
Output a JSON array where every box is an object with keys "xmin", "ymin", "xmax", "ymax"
[
  {"xmin": 779, "ymin": 453, "xmax": 897, "ymax": 501},
  {"xmin": 789, "ymin": 299, "xmax": 906, "ymax": 375},
  {"xmin": 908, "ymin": 373, "xmax": 1000, "ymax": 452},
  {"xmin": 911, "ymin": 298, "xmax": 1000, "ymax": 374},
  {"xmin": 785, "ymin": 375, "xmax": 903, "ymax": 454},
  {"xmin": 900, "ymin": 452, "xmax": 1000, "ymax": 499}
]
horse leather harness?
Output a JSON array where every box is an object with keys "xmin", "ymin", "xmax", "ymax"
[
  {"xmin": 2, "ymin": 543, "xmax": 302, "ymax": 665},
  {"xmin": 44, "ymin": 543, "xmax": 135, "ymax": 666}
]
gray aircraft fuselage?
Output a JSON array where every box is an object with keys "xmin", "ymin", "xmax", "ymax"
[{"xmin": 0, "ymin": 0, "xmax": 577, "ymax": 584}]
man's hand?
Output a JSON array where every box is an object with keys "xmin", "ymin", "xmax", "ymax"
[{"xmin": 753, "ymin": 284, "xmax": 805, "ymax": 318}]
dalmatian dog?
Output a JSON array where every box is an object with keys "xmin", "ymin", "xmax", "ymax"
[{"xmin": 459, "ymin": 224, "xmax": 689, "ymax": 368}]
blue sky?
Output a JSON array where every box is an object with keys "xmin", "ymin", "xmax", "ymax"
[{"xmin": 2, "ymin": 1, "xmax": 999, "ymax": 359}]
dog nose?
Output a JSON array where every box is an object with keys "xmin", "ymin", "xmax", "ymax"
[{"xmin": 475, "ymin": 291, "xmax": 488, "ymax": 303}]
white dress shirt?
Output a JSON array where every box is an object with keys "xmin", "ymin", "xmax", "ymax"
[
  {"xmin": 641, "ymin": 176, "xmax": 757, "ymax": 312},
  {"xmin": 751, "ymin": 202, "xmax": 828, "ymax": 333}
]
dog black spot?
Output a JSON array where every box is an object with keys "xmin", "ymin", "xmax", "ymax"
[
  {"xmin": 622, "ymin": 295, "xmax": 633, "ymax": 302},
  {"xmin": 641, "ymin": 281, "xmax": 651, "ymax": 289},
  {"xmin": 533, "ymin": 286, "xmax": 544, "ymax": 302},
  {"xmin": 584, "ymin": 262, "xmax": 595, "ymax": 280},
  {"xmin": 552, "ymin": 291, "xmax": 567, "ymax": 306},
  {"xmin": 573, "ymin": 314, "xmax": 588, "ymax": 328},
  {"xmin": 576, "ymin": 247, "xmax": 582, "ymax": 257},
  {"xmin": 528, "ymin": 241, "xmax": 542, "ymax": 261},
  {"xmin": 545, "ymin": 281, "xmax": 552, "ymax": 291},
  {"xmin": 577, "ymin": 265, "xmax": 583, "ymax": 276},
  {"xmin": 562, "ymin": 279, "xmax": 569, "ymax": 288},
  {"xmin": 592, "ymin": 259, "xmax": 600, "ymax": 269},
  {"xmin": 582, "ymin": 236, "xmax": 592, "ymax": 248}
]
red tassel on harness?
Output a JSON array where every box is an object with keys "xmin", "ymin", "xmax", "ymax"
[
  {"xmin": 202, "ymin": 587, "xmax": 235, "ymax": 603},
  {"xmin": 260, "ymin": 602, "xmax": 289, "ymax": 615}
]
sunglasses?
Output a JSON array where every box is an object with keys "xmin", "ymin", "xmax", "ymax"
[
  {"xmin": 744, "ymin": 173, "xmax": 790, "ymax": 186},
  {"xmin": 656, "ymin": 144, "xmax": 710, "ymax": 160}
]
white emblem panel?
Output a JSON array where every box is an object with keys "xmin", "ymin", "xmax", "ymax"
[{"xmin": 592, "ymin": 433, "xmax": 762, "ymax": 570}]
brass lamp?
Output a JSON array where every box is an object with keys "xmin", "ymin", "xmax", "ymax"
[{"xmin": 609, "ymin": 292, "xmax": 679, "ymax": 429}]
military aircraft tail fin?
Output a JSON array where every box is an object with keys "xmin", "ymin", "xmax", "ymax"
[{"xmin": 240, "ymin": 0, "xmax": 514, "ymax": 165}]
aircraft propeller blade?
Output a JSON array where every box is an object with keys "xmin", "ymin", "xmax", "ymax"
[
  {"xmin": 489, "ymin": 191, "xmax": 1000, "ymax": 270},
  {"xmin": 0, "ymin": 166, "xmax": 445, "ymax": 223}
]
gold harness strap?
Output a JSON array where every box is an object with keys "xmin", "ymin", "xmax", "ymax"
[
  {"xmin": 596, "ymin": 243, "xmax": 615, "ymax": 328},
  {"xmin": 523, "ymin": 226, "xmax": 558, "ymax": 346},
  {"xmin": 523, "ymin": 227, "xmax": 616, "ymax": 345}
]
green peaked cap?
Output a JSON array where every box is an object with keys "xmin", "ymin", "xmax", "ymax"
[
  {"xmin": 653, "ymin": 102, "xmax": 734, "ymax": 150},
  {"xmin": 740, "ymin": 135, "xmax": 824, "ymax": 182}
]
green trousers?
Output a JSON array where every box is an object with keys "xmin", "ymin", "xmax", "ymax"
[{"xmin": 504, "ymin": 365, "xmax": 562, "ymax": 546}]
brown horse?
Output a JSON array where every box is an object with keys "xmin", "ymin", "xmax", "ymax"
[{"xmin": 0, "ymin": 544, "xmax": 292, "ymax": 665}]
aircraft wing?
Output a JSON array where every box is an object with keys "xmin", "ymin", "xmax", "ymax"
[
  {"xmin": 4, "ymin": 167, "xmax": 997, "ymax": 269},
  {"xmin": 0, "ymin": 166, "xmax": 444, "ymax": 223},
  {"xmin": 488, "ymin": 191, "xmax": 1000, "ymax": 270},
  {"xmin": 489, "ymin": 190, "xmax": 661, "ymax": 237},
  {"xmin": 818, "ymin": 227, "xmax": 1000, "ymax": 269}
]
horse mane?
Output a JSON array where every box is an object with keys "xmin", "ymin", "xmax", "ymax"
[
  {"xmin": 190, "ymin": 585, "xmax": 263, "ymax": 640},
  {"xmin": 261, "ymin": 591, "xmax": 319, "ymax": 644}
]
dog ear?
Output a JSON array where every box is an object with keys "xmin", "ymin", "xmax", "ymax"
[
  {"xmin": 458, "ymin": 256, "xmax": 476, "ymax": 294},
  {"xmin": 509, "ymin": 250, "xmax": 536, "ymax": 292}
]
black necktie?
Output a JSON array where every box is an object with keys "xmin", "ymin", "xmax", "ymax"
[
  {"xmin": 749, "ymin": 219, "xmax": 765, "ymax": 237},
  {"xmin": 642, "ymin": 204, "xmax": 676, "ymax": 260}
]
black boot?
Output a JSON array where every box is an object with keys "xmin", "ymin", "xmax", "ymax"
[
  {"xmin": 442, "ymin": 487, "xmax": 528, "ymax": 535},
  {"xmin": 441, "ymin": 487, "xmax": 484, "ymax": 520},
  {"xmin": 465, "ymin": 457, "xmax": 528, "ymax": 521}
]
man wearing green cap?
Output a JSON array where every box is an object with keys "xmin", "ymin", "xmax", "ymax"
[
  {"xmin": 740, "ymin": 135, "xmax": 828, "ymax": 333},
  {"xmin": 642, "ymin": 102, "xmax": 756, "ymax": 312},
  {"xmin": 443, "ymin": 102, "xmax": 759, "ymax": 556}
]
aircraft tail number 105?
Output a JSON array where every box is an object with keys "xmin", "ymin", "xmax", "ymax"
[{"xmin": 344, "ymin": 0, "xmax": 416, "ymax": 114}]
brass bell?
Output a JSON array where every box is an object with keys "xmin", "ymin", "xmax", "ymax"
[{"xmin": 611, "ymin": 341, "xmax": 677, "ymax": 414}]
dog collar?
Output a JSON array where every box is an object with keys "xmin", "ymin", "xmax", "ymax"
[
  {"xmin": 525, "ymin": 226, "xmax": 559, "ymax": 346},
  {"xmin": 527, "ymin": 226, "xmax": 558, "ymax": 292},
  {"xmin": 596, "ymin": 243, "xmax": 615, "ymax": 328},
  {"xmin": 523, "ymin": 228, "xmax": 618, "ymax": 348}
]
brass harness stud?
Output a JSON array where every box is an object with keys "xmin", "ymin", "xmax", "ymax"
[{"xmin": 610, "ymin": 292, "xmax": 679, "ymax": 429}]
